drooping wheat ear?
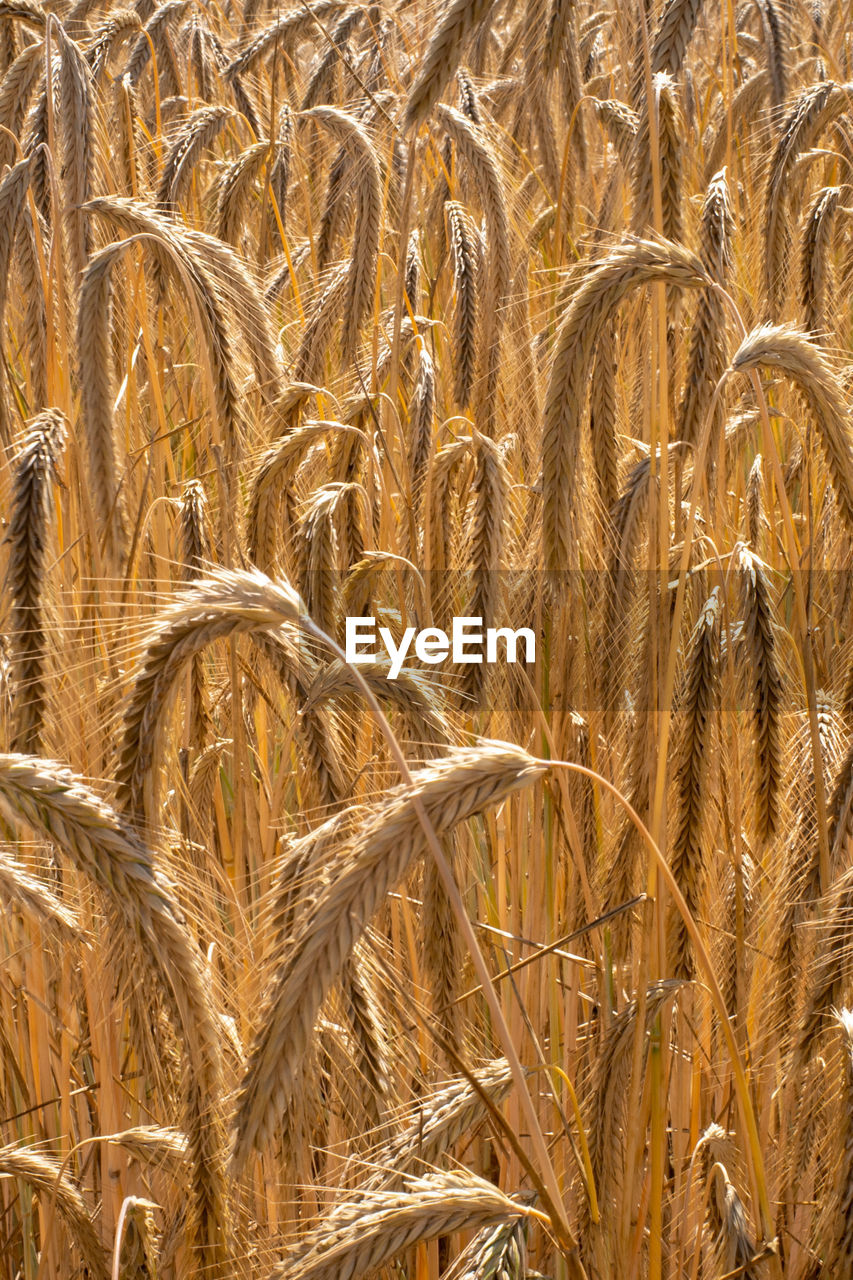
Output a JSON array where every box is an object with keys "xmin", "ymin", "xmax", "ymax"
[
  {"xmin": 422, "ymin": 837, "xmax": 464, "ymax": 1052},
  {"xmin": 270, "ymin": 102, "xmax": 292, "ymax": 225},
  {"xmin": 446, "ymin": 200, "xmax": 480, "ymax": 411},
  {"xmin": 455, "ymin": 65, "xmax": 479, "ymax": 123},
  {"xmin": 303, "ymin": 658, "xmax": 451, "ymax": 755},
  {"xmin": 224, "ymin": 0, "xmax": 339, "ymax": 81},
  {"xmin": 76, "ymin": 242, "xmax": 132, "ymax": 571},
  {"xmin": 650, "ymin": 0, "xmax": 705, "ymax": 74},
  {"xmin": 107, "ymin": 1125, "xmax": 188, "ymax": 1177},
  {"xmin": 631, "ymin": 72, "xmax": 682, "ymax": 242},
  {"xmin": 542, "ymin": 237, "xmax": 709, "ymax": 574},
  {"xmin": 594, "ymin": 98, "xmax": 639, "ymax": 168},
  {"xmin": 301, "ymin": 6, "xmax": 363, "ymax": 110},
  {"xmin": 0, "ymin": 38, "xmax": 42, "ymax": 170},
  {"xmin": 178, "ymin": 480, "xmax": 213, "ymax": 748},
  {"xmin": 182, "ymin": 225, "xmax": 283, "ymax": 402},
  {"xmin": 116, "ymin": 1197, "xmax": 160, "ymax": 1279},
  {"xmin": 730, "ymin": 323, "xmax": 853, "ymax": 536},
  {"xmin": 8, "ymin": 410, "xmax": 66, "ymax": 754},
  {"xmin": 677, "ymin": 168, "xmax": 733, "ymax": 454},
  {"xmin": 0, "ymin": 847, "xmax": 80, "ymax": 935},
  {"xmin": 187, "ymin": 13, "xmax": 216, "ymax": 100},
  {"xmin": 294, "ymin": 261, "xmax": 349, "ymax": 383},
  {"xmin": 0, "ymin": 757, "xmax": 229, "ymax": 1271},
  {"xmin": 247, "ymin": 421, "xmax": 348, "ymax": 570},
  {"xmin": 125, "ymin": 0, "xmax": 187, "ymax": 85},
  {"xmin": 764, "ymin": 81, "xmax": 851, "ymax": 318},
  {"xmin": 668, "ymin": 589, "xmax": 721, "ymax": 979},
  {"xmin": 822, "ymin": 1009, "xmax": 853, "ymax": 1274},
  {"xmin": 737, "ymin": 547, "xmax": 785, "ymax": 844},
  {"xmin": 178, "ymin": 479, "xmax": 211, "ymax": 580},
  {"xmin": 157, "ymin": 104, "xmax": 234, "ymax": 210},
  {"xmin": 316, "ymin": 139, "xmax": 355, "ymax": 273},
  {"xmin": 22, "ymin": 62, "xmax": 54, "ymax": 221},
  {"xmin": 773, "ymin": 692, "xmax": 844, "ymax": 1043},
  {"xmin": 85, "ymin": 197, "xmax": 243, "ymax": 457},
  {"xmin": 52, "ymin": 20, "xmax": 93, "ymax": 289},
  {"xmin": 427, "ymin": 438, "xmax": 471, "ymax": 626},
  {"xmin": 274, "ymin": 1171, "xmax": 529, "ymax": 1280},
  {"xmin": 115, "ymin": 568, "xmax": 302, "ymax": 825},
  {"xmin": 590, "ymin": 316, "xmax": 620, "ymax": 522},
  {"xmin": 408, "ymin": 337, "xmax": 436, "ymax": 520},
  {"xmin": 435, "ymin": 105, "xmax": 510, "ymax": 436},
  {"xmin": 463, "ymin": 431, "xmax": 507, "ymax": 708},
  {"xmin": 584, "ymin": 981, "xmax": 685, "ymax": 1272},
  {"xmin": 756, "ymin": 0, "xmax": 786, "ymax": 110},
  {"xmin": 404, "ymin": 226, "xmax": 421, "ymax": 316},
  {"xmin": 264, "ymin": 806, "xmax": 361, "ymax": 964},
  {"xmin": 801, "ymin": 185, "xmax": 840, "ymax": 334},
  {"xmin": 340, "ymin": 950, "xmax": 390, "ymax": 1125},
  {"xmin": 403, "ymin": 0, "xmax": 499, "ymax": 130},
  {"xmin": 216, "ymin": 139, "xmax": 270, "ymax": 244},
  {"xmin": 453, "ymin": 1217, "xmax": 527, "ymax": 1280},
  {"xmin": 746, "ymin": 452, "xmax": 764, "ymax": 547},
  {"xmin": 88, "ymin": 8, "xmax": 141, "ymax": 82},
  {"xmin": 522, "ymin": 1, "xmax": 561, "ymax": 194},
  {"xmin": 301, "ymin": 106, "xmax": 380, "ymax": 364},
  {"xmin": 111, "ymin": 73, "xmax": 140, "ymax": 196},
  {"xmin": 231, "ymin": 742, "xmax": 546, "ymax": 1167},
  {"xmin": 297, "ymin": 483, "xmax": 347, "ymax": 639},
  {"xmin": 0, "ymin": 1143, "xmax": 109, "ymax": 1279},
  {"xmin": 250, "ymin": 628, "xmax": 348, "ymax": 812},
  {"xmin": 703, "ymin": 69, "xmax": 768, "ymax": 182},
  {"xmin": 363, "ymin": 1059, "xmax": 512, "ymax": 1189},
  {"xmin": 795, "ymin": 866, "xmax": 853, "ymax": 1070},
  {"xmin": 715, "ymin": 848, "xmax": 755, "ymax": 1021},
  {"xmin": 0, "ymin": 153, "xmax": 36, "ymax": 445},
  {"xmin": 706, "ymin": 1162, "xmax": 760, "ymax": 1278},
  {"xmin": 18, "ymin": 211, "xmax": 47, "ymax": 416}
]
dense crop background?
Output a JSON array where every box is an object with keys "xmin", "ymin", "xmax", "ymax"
[{"xmin": 0, "ymin": 0, "xmax": 852, "ymax": 1276}]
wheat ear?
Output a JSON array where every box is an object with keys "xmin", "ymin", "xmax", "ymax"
[
  {"xmin": 0, "ymin": 756, "xmax": 229, "ymax": 1271},
  {"xmin": 668, "ymin": 590, "xmax": 721, "ymax": 978},
  {"xmin": 0, "ymin": 1143, "xmax": 109, "ymax": 1279},
  {"xmin": 231, "ymin": 742, "xmax": 546, "ymax": 1166},
  {"xmin": 301, "ymin": 105, "xmax": 380, "ymax": 364},
  {"xmin": 8, "ymin": 409, "xmax": 66, "ymax": 753},
  {"xmin": 631, "ymin": 73, "xmax": 682, "ymax": 242},
  {"xmin": 364, "ymin": 1063, "xmax": 510, "ymax": 1187},
  {"xmin": 85, "ymin": 196, "xmax": 243, "ymax": 457},
  {"xmin": 403, "ymin": 0, "xmax": 499, "ymax": 130},
  {"xmin": 446, "ymin": 199, "xmax": 480, "ymax": 411},
  {"xmin": 677, "ymin": 168, "xmax": 733, "ymax": 451},
  {"xmin": 801, "ymin": 185, "xmax": 840, "ymax": 335},
  {"xmin": 436, "ymin": 104, "xmax": 510, "ymax": 436},
  {"xmin": 823, "ymin": 1009, "xmax": 853, "ymax": 1274},
  {"xmin": 115, "ymin": 568, "xmax": 302, "ymax": 824},
  {"xmin": 764, "ymin": 81, "xmax": 851, "ymax": 317},
  {"xmin": 0, "ymin": 847, "xmax": 80, "ymax": 935},
  {"xmin": 76, "ymin": 243, "xmax": 129, "ymax": 571},
  {"xmin": 224, "ymin": 0, "xmax": 339, "ymax": 81},
  {"xmin": 730, "ymin": 323, "xmax": 853, "ymax": 536},
  {"xmin": 273, "ymin": 1171, "xmax": 529, "ymax": 1280},
  {"xmin": 0, "ymin": 38, "xmax": 42, "ymax": 170},
  {"xmin": 52, "ymin": 20, "xmax": 93, "ymax": 289},
  {"xmin": 650, "ymin": 0, "xmax": 705, "ymax": 74},
  {"xmin": 542, "ymin": 237, "xmax": 709, "ymax": 574},
  {"xmin": 737, "ymin": 547, "xmax": 784, "ymax": 843},
  {"xmin": 157, "ymin": 103, "xmax": 235, "ymax": 209}
]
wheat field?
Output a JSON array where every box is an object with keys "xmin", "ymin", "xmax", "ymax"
[{"xmin": 1, "ymin": 0, "xmax": 853, "ymax": 1275}]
